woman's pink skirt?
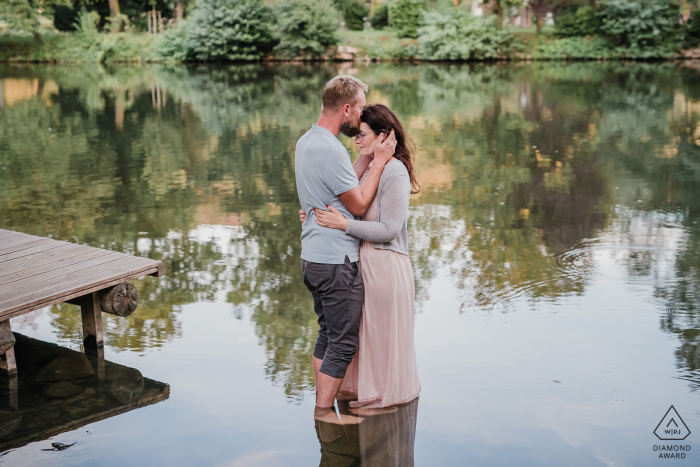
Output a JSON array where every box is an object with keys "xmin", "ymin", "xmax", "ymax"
[{"xmin": 340, "ymin": 240, "xmax": 421, "ymax": 408}]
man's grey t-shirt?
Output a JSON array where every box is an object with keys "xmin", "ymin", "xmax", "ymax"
[{"xmin": 295, "ymin": 124, "xmax": 360, "ymax": 264}]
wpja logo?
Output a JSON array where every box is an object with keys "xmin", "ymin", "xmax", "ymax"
[{"xmin": 653, "ymin": 405, "xmax": 691, "ymax": 459}]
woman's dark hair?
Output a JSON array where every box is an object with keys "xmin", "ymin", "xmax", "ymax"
[{"xmin": 360, "ymin": 104, "xmax": 420, "ymax": 194}]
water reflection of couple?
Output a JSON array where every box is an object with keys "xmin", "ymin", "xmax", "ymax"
[{"xmin": 295, "ymin": 75, "xmax": 420, "ymax": 434}]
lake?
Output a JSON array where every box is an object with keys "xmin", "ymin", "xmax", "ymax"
[{"xmin": 1, "ymin": 61, "xmax": 699, "ymax": 466}]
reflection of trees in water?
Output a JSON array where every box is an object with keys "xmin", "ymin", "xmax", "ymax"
[{"xmin": 2, "ymin": 62, "xmax": 700, "ymax": 396}]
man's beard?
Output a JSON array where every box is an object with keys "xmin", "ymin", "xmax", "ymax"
[{"xmin": 339, "ymin": 120, "xmax": 361, "ymax": 137}]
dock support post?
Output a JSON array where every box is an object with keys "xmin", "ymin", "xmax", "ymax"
[
  {"xmin": 85, "ymin": 345, "xmax": 106, "ymax": 381},
  {"xmin": 80, "ymin": 292, "xmax": 104, "ymax": 349},
  {"xmin": 9, "ymin": 373, "xmax": 18, "ymax": 409},
  {"xmin": 0, "ymin": 320, "xmax": 16, "ymax": 374}
]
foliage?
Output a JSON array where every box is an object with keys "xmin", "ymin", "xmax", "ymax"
[
  {"xmin": 530, "ymin": 36, "xmax": 614, "ymax": 59},
  {"xmin": 390, "ymin": 0, "xmax": 426, "ymax": 38},
  {"xmin": 0, "ymin": 31, "xmax": 160, "ymax": 62},
  {"xmin": 156, "ymin": 20, "xmax": 190, "ymax": 61},
  {"xmin": 371, "ymin": 3, "xmax": 389, "ymax": 29},
  {"xmin": 554, "ymin": 6, "xmax": 600, "ymax": 38},
  {"xmin": 597, "ymin": 0, "xmax": 682, "ymax": 54},
  {"xmin": 274, "ymin": 0, "xmax": 339, "ymax": 58},
  {"xmin": 72, "ymin": 7, "xmax": 99, "ymax": 40},
  {"xmin": 684, "ymin": 13, "xmax": 700, "ymax": 49},
  {"xmin": 336, "ymin": 29, "xmax": 417, "ymax": 59},
  {"xmin": 0, "ymin": 0, "xmax": 69, "ymax": 36},
  {"xmin": 342, "ymin": 0, "xmax": 368, "ymax": 31},
  {"xmin": 180, "ymin": 0, "xmax": 276, "ymax": 61},
  {"xmin": 53, "ymin": 0, "xmax": 174, "ymax": 32},
  {"xmin": 418, "ymin": 7, "xmax": 514, "ymax": 60}
]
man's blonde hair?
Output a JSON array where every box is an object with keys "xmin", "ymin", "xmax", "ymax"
[{"xmin": 322, "ymin": 75, "xmax": 368, "ymax": 113}]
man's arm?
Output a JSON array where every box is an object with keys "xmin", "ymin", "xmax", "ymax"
[{"xmin": 339, "ymin": 130, "xmax": 397, "ymax": 217}]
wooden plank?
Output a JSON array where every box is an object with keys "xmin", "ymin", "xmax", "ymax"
[
  {"xmin": 0, "ymin": 265, "xmax": 160, "ymax": 321},
  {"xmin": 0, "ymin": 230, "xmax": 30, "ymax": 240},
  {"xmin": 0, "ymin": 250, "xmax": 140, "ymax": 294},
  {"xmin": 1, "ymin": 254, "xmax": 157, "ymax": 302},
  {"xmin": 0, "ymin": 232, "xmax": 43, "ymax": 248},
  {"xmin": 0, "ymin": 246, "xmax": 117, "ymax": 286},
  {"xmin": 150, "ymin": 263, "xmax": 165, "ymax": 277},
  {"xmin": 0, "ymin": 240, "xmax": 77, "ymax": 263},
  {"xmin": 80, "ymin": 292, "xmax": 103, "ymax": 348},
  {"xmin": 0, "ymin": 230, "xmax": 23, "ymax": 241},
  {"xmin": 0, "ymin": 257, "xmax": 160, "ymax": 317},
  {"xmin": 0, "ymin": 242, "xmax": 86, "ymax": 278},
  {"xmin": 0, "ymin": 238, "xmax": 58, "ymax": 257}
]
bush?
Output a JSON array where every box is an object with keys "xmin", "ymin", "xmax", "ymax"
[
  {"xmin": 554, "ymin": 6, "xmax": 600, "ymax": 37},
  {"xmin": 531, "ymin": 36, "xmax": 614, "ymax": 59},
  {"xmin": 274, "ymin": 0, "xmax": 340, "ymax": 58},
  {"xmin": 182, "ymin": 0, "xmax": 276, "ymax": 61},
  {"xmin": 418, "ymin": 7, "xmax": 513, "ymax": 60},
  {"xmin": 342, "ymin": 0, "xmax": 368, "ymax": 31},
  {"xmin": 371, "ymin": 3, "xmax": 389, "ymax": 29},
  {"xmin": 73, "ymin": 7, "xmax": 100, "ymax": 40},
  {"xmin": 390, "ymin": 0, "xmax": 425, "ymax": 38},
  {"xmin": 597, "ymin": 0, "xmax": 682, "ymax": 54},
  {"xmin": 156, "ymin": 20, "xmax": 190, "ymax": 61}
]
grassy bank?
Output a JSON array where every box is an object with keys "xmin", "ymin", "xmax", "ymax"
[
  {"xmin": 0, "ymin": 32, "xmax": 160, "ymax": 63},
  {"xmin": 2, "ymin": 29, "xmax": 699, "ymax": 64}
]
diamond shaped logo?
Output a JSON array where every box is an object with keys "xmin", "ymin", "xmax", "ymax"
[{"xmin": 654, "ymin": 406, "xmax": 691, "ymax": 440}]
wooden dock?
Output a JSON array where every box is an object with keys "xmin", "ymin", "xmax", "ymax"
[{"xmin": 0, "ymin": 229, "xmax": 164, "ymax": 374}]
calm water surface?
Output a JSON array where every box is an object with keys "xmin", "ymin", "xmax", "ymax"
[{"xmin": 1, "ymin": 62, "xmax": 700, "ymax": 466}]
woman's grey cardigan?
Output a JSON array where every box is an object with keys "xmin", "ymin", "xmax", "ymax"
[{"xmin": 345, "ymin": 159, "xmax": 410, "ymax": 256}]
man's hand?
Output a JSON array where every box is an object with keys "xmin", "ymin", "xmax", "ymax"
[{"xmin": 372, "ymin": 129, "xmax": 397, "ymax": 168}]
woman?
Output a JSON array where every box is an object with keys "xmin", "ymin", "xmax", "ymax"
[{"xmin": 300, "ymin": 104, "xmax": 421, "ymax": 409}]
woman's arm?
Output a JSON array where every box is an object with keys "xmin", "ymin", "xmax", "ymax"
[
  {"xmin": 352, "ymin": 154, "xmax": 372, "ymax": 180},
  {"xmin": 315, "ymin": 173, "xmax": 410, "ymax": 243}
]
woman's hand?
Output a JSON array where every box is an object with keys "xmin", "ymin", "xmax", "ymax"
[
  {"xmin": 372, "ymin": 129, "xmax": 397, "ymax": 168},
  {"xmin": 314, "ymin": 206, "xmax": 349, "ymax": 231},
  {"xmin": 299, "ymin": 209, "xmax": 307, "ymax": 223}
]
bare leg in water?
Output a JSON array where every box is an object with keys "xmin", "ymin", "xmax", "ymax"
[{"xmin": 313, "ymin": 356, "xmax": 363, "ymax": 425}]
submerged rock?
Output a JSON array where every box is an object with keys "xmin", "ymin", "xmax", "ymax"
[
  {"xmin": 44, "ymin": 381, "xmax": 84, "ymax": 398},
  {"xmin": 35, "ymin": 353, "xmax": 95, "ymax": 382}
]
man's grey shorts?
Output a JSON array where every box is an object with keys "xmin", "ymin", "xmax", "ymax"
[{"xmin": 302, "ymin": 256, "xmax": 364, "ymax": 379}]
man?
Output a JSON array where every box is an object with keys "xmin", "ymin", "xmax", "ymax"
[{"xmin": 295, "ymin": 75, "xmax": 396, "ymax": 424}]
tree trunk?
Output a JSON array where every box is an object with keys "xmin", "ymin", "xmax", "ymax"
[
  {"xmin": 33, "ymin": 31, "xmax": 41, "ymax": 42},
  {"xmin": 536, "ymin": 15, "xmax": 544, "ymax": 34},
  {"xmin": 496, "ymin": 2, "xmax": 504, "ymax": 28},
  {"xmin": 99, "ymin": 283, "xmax": 139, "ymax": 317},
  {"xmin": 108, "ymin": 0, "xmax": 122, "ymax": 33},
  {"xmin": 175, "ymin": 2, "xmax": 184, "ymax": 23}
]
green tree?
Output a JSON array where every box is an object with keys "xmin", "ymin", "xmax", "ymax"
[
  {"xmin": 183, "ymin": 0, "xmax": 276, "ymax": 61},
  {"xmin": 598, "ymin": 0, "xmax": 683, "ymax": 54},
  {"xmin": 390, "ymin": 0, "xmax": 426, "ymax": 38},
  {"xmin": 418, "ymin": 7, "xmax": 514, "ymax": 60},
  {"xmin": 342, "ymin": 0, "xmax": 368, "ymax": 30},
  {"xmin": 274, "ymin": 0, "xmax": 340, "ymax": 58}
]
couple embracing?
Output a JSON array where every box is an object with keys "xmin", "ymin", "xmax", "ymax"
[{"xmin": 295, "ymin": 75, "xmax": 420, "ymax": 424}]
